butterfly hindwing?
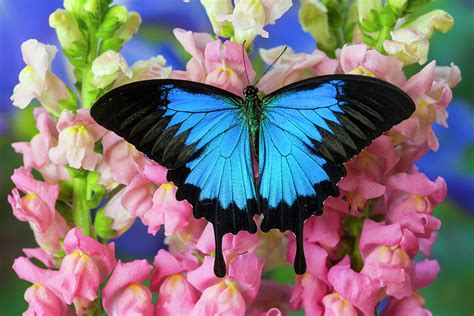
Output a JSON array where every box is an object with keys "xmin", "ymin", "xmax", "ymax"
[
  {"xmin": 91, "ymin": 80, "xmax": 259, "ymax": 276},
  {"xmin": 259, "ymin": 74, "xmax": 415, "ymax": 274}
]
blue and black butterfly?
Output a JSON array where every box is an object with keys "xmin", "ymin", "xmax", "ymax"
[{"xmin": 91, "ymin": 74, "xmax": 415, "ymax": 277}]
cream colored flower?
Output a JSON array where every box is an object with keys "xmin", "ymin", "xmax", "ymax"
[
  {"xmin": 114, "ymin": 56, "xmax": 171, "ymax": 87},
  {"xmin": 202, "ymin": 0, "xmax": 292, "ymax": 46},
  {"xmin": 11, "ymin": 40, "xmax": 69, "ymax": 115},
  {"xmin": 384, "ymin": 28, "xmax": 429, "ymax": 65},
  {"xmin": 91, "ymin": 51, "xmax": 132, "ymax": 89}
]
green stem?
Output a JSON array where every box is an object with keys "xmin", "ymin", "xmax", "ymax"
[
  {"xmin": 81, "ymin": 32, "xmax": 98, "ymax": 109},
  {"xmin": 72, "ymin": 176, "xmax": 91, "ymax": 236}
]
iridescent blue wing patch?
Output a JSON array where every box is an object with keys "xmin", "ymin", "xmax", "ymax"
[
  {"xmin": 259, "ymin": 75, "xmax": 415, "ymax": 274},
  {"xmin": 91, "ymin": 80, "xmax": 258, "ymax": 276}
]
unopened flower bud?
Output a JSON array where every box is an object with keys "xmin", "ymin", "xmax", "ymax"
[
  {"xmin": 201, "ymin": 0, "xmax": 233, "ymax": 36},
  {"xmin": 97, "ymin": 5, "xmax": 129, "ymax": 39},
  {"xmin": 387, "ymin": 0, "xmax": 407, "ymax": 13},
  {"xmin": 299, "ymin": 0, "xmax": 335, "ymax": 53},
  {"xmin": 113, "ymin": 11, "xmax": 141, "ymax": 43},
  {"xmin": 358, "ymin": 0, "xmax": 382, "ymax": 23},
  {"xmin": 49, "ymin": 9, "xmax": 86, "ymax": 51},
  {"xmin": 84, "ymin": 0, "xmax": 101, "ymax": 14},
  {"xmin": 405, "ymin": 9, "xmax": 454, "ymax": 38}
]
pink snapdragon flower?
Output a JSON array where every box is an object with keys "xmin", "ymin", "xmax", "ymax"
[
  {"xmin": 24, "ymin": 284, "xmax": 73, "ymax": 316},
  {"xmin": 144, "ymin": 183, "xmax": 193, "ymax": 236},
  {"xmin": 8, "ymin": 168, "xmax": 68, "ymax": 254},
  {"xmin": 324, "ymin": 256, "xmax": 382, "ymax": 316},
  {"xmin": 13, "ymin": 257, "xmax": 70, "ymax": 316},
  {"xmin": 382, "ymin": 293, "xmax": 432, "ymax": 316},
  {"xmin": 101, "ymin": 132, "xmax": 145, "ymax": 185},
  {"xmin": 50, "ymin": 228, "xmax": 116, "ymax": 311},
  {"xmin": 154, "ymin": 274, "xmax": 199, "ymax": 315},
  {"xmin": 394, "ymin": 61, "xmax": 461, "ymax": 149},
  {"xmin": 103, "ymin": 188, "xmax": 136, "ymax": 236},
  {"xmin": 196, "ymin": 223, "xmax": 259, "ymax": 258},
  {"xmin": 9, "ymin": 168, "xmax": 59, "ymax": 232},
  {"xmin": 171, "ymin": 29, "xmax": 255, "ymax": 96},
  {"xmin": 360, "ymin": 220, "xmax": 419, "ymax": 299},
  {"xmin": 171, "ymin": 28, "xmax": 213, "ymax": 82},
  {"xmin": 151, "ymin": 250, "xmax": 199, "ymax": 315},
  {"xmin": 22, "ymin": 248, "xmax": 57, "ymax": 269},
  {"xmin": 121, "ymin": 160, "xmax": 167, "ymax": 220},
  {"xmin": 288, "ymin": 241, "xmax": 329, "ymax": 314},
  {"xmin": 258, "ymin": 46, "xmax": 338, "ymax": 94},
  {"xmin": 339, "ymin": 44, "xmax": 405, "ymax": 85},
  {"xmin": 339, "ymin": 136, "xmax": 400, "ymax": 214},
  {"xmin": 102, "ymin": 260, "xmax": 154, "ymax": 316},
  {"xmin": 10, "ymin": 39, "xmax": 68, "ymax": 114},
  {"xmin": 187, "ymin": 253, "xmax": 264, "ymax": 316},
  {"xmin": 411, "ymin": 259, "xmax": 440, "ymax": 290},
  {"xmin": 385, "ymin": 173, "xmax": 445, "ymax": 238},
  {"xmin": 121, "ymin": 162, "xmax": 188, "ymax": 236},
  {"xmin": 303, "ymin": 209, "xmax": 343, "ymax": 248},
  {"xmin": 49, "ymin": 109, "xmax": 106, "ymax": 170},
  {"xmin": 188, "ymin": 252, "xmax": 265, "ymax": 311},
  {"xmin": 12, "ymin": 107, "xmax": 69, "ymax": 182},
  {"xmin": 191, "ymin": 279, "xmax": 246, "ymax": 316}
]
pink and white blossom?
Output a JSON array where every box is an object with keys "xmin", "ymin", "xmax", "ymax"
[
  {"xmin": 49, "ymin": 109, "xmax": 106, "ymax": 170},
  {"xmin": 102, "ymin": 260, "xmax": 153, "ymax": 316},
  {"xmin": 11, "ymin": 39, "xmax": 68, "ymax": 114}
]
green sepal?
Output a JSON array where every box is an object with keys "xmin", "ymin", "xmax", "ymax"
[
  {"xmin": 220, "ymin": 23, "xmax": 234, "ymax": 39},
  {"xmin": 58, "ymin": 86, "xmax": 79, "ymax": 111},
  {"xmin": 66, "ymin": 166, "xmax": 87, "ymax": 178},
  {"xmin": 360, "ymin": 18, "xmax": 380, "ymax": 33},
  {"xmin": 86, "ymin": 171, "xmax": 106, "ymax": 209},
  {"xmin": 343, "ymin": 216, "xmax": 365, "ymax": 271},
  {"xmin": 379, "ymin": 6, "xmax": 398, "ymax": 28},
  {"xmin": 99, "ymin": 37, "xmax": 124, "ymax": 53},
  {"xmin": 97, "ymin": 5, "xmax": 128, "ymax": 39},
  {"xmin": 94, "ymin": 207, "xmax": 116, "ymax": 239},
  {"xmin": 361, "ymin": 32, "xmax": 376, "ymax": 46}
]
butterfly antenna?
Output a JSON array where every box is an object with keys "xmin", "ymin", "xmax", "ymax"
[
  {"xmin": 242, "ymin": 41, "xmax": 251, "ymax": 87},
  {"xmin": 254, "ymin": 46, "xmax": 288, "ymax": 86}
]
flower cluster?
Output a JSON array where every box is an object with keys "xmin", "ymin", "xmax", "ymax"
[{"xmin": 9, "ymin": 0, "xmax": 459, "ymax": 315}]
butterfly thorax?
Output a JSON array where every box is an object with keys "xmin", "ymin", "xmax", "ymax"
[{"xmin": 243, "ymin": 85, "xmax": 263, "ymax": 155}]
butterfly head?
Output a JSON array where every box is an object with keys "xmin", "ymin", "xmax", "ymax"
[{"xmin": 243, "ymin": 85, "xmax": 259, "ymax": 99}]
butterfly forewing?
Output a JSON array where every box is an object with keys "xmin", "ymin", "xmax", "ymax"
[
  {"xmin": 91, "ymin": 80, "xmax": 259, "ymax": 277},
  {"xmin": 259, "ymin": 74, "xmax": 415, "ymax": 274}
]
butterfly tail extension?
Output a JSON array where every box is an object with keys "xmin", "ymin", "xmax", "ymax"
[{"xmin": 294, "ymin": 199, "xmax": 307, "ymax": 275}]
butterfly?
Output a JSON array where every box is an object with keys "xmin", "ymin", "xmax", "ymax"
[{"xmin": 91, "ymin": 74, "xmax": 415, "ymax": 277}]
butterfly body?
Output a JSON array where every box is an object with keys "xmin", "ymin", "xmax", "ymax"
[
  {"xmin": 242, "ymin": 85, "xmax": 262, "ymax": 157},
  {"xmin": 91, "ymin": 75, "xmax": 415, "ymax": 277}
]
